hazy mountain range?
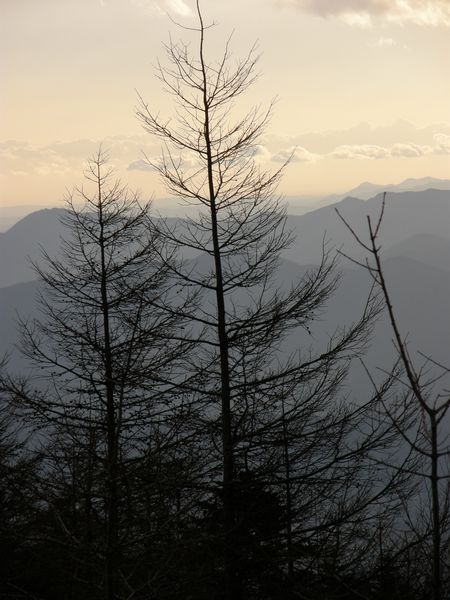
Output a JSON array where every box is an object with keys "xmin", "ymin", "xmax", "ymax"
[
  {"xmin": 1, "ymin": 185, "xmax": 449, "ymax": 288},
  {"xmin": 2, "ymin": 176, "xmax": 450, "ymax": 231},
  {"xmin": 0, "ymin": 205, "xmax": 54, "ymax": 233},
  {"xmin": 286, "ymin": 176, "xmax": 450, "ymax": 213},
  {"xmin": 1, "ymin": 182, "xmax": 449, "ymax": 401}
]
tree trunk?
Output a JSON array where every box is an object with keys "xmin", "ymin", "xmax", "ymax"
[
  {"xmin": 198, "ymin": 13, "xmax": 237, "ymax": 596},
  {"xmin": 98, "ymin": 174, "xmax": 119, "ymax": 600},
  {"xmin": 430, "ymin": 413, "xmax": 441, "ymax": 600}
]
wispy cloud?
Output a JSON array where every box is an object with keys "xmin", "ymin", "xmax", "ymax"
[
  {"xmin": 272, "ymin": 146, "xmax": 318, "ymax": 163},
  {"xmin": 1, "ymin": 127, "xmax": 449, "ymax": 182},
  {"xmin": 130, "ymin": 0, "xmax": 192, "ymax": 17},
  {"xmin": 274, "ymin": 0, "xmax": 450, "ymax": 27},
  {"xmin": 0, "ymin": 136, "xmax": 157, "ymax": 177},
  {"xmin": 166, "ymin": 0, "xmax": 192, "ymax": 17},
  {"xmin": 271, "ymin": 134, "xmax": 448, "ymax": 162},
  {"xmin": 127, "ymin": 159, "xmax": 156, "ymax": 172},
  {"xmin": 265, "ymin": 122, "xmax": 450, "ymax": 154},
  {"xmin": 433, "ymin": 133, "xmax": 450, "ymax": 154},
  {"xmin": 0, "ymin": 141, "xmax": 72, "ymax": 176},
  {"xmin": 241, "ymin": 144, "xmax": 272, "ymax": 161},
  {"xmin": 127, "ymin": 152, "xmax": 200, "ymax": 171},
  {"xmin": 330, "ymin": 144, "xmax": 390, "ymax": 160},
  {"xmin": 340, "ymin": 12, "xmax": 373, "ymax": 28},
  {"xmin": 390, "ymin": 143, "xmax": 431, "ymax": 157},
  {"xmin": 373, "ymin": 37, "xmax": 397, "ymax": 48},
  {"xmin": 329, "ymin": 140, "xmax": 443, "ymax": 160}
]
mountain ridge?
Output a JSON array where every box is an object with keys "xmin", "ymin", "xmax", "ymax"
[{"xmin": 1, "ymin": 188, "xmax": 449, "ymax": 288}]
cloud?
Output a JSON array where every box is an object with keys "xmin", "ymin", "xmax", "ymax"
[
  {"xmin": 131, "ymin": 0, "xmax": 192, "ymax": 17},
  {"xmin": 331, "ymin": 144, "xmax": 390, "ymax": 160},
  {"xmin": 127, "ymin": 159, "xmax": 156, "ymax": 171},
  {"xmin": 374, "ymin": 37, "xmax": 397, "ymax": 48},
  {"xmin": 166, "ymin": 0, "xmax": 191, "ymax": 16},
  {"xmin": 272, "ymin": 146, "xmax": 317, "ymax": 163},
  {"xmin": 433, "ymin": 133, "xmax": 450, "ymax": 154},
  {"xmin": 265, "ymin": 121, "xmax": 450, "ymax": 154},
  {"xmin": 0, "ymin": 136, "xmax": 161, "ymax": 178},
  {"xmin": 240, "ymin": 144, "xmax": 272, "ymax": 161},
  {"xmin": 251, "ymin": 144, "xmax": 272, "ymax": 160},
  {"xmin": 391, "ymin": 143, "xmax": 431, "ymax": 157},
  {"xmin": 275, "ymin": 0, "xmax": 450, "ymax": 27},
  {"xmin": 340, "ymin": 12, "xmax": 373, "ymax": 28},
  {"xmin": 329, "ymin": 137, "xmax": 449, "ymax": 160},
  {"xmin": 0, "ymin": 141, "xmax": 71, "ymax": 176},
  {"xmin": 128, "ymin": 151, "xmax": 200, "ymax": 171},
  {"xmin": 2, "ymin": 128, "xmax": 449, "ymax": 184}
]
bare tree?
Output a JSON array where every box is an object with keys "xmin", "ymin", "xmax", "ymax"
[
  {"xmin": 337, "ymin": 193, "xmax": 450, "ymax": 600},
  {"xmin": 136, "ymin": 4, "xmax": 394, "ymax": 597},
  {"xmin": 0, "ymin": 150, "xmax": 193, "ymax": 600}
]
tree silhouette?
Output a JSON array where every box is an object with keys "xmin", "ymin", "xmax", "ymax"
[
  {"xmin": 0, "ymin": 150, "xmax": 194, "ymax": 600},
  {"xmin": 337, "ymin": 193, "xmax": 450, "ymax": 600},
  {"xmin": 136, "ymin": 3, "xmax": 393, "ymax": 597}
]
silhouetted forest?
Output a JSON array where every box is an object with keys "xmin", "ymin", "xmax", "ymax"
[{"xmin": 0, "ymin": 4, "xmax": 449, "ymax": 599}]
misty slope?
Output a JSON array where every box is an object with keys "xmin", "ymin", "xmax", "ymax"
[
  {"xmin": 0, "ymin": 205, "xmax": 56, "ymax": 232},
  {"xmin": 1, "ymin": 256, "xmax": 448, "ymax": 401},
  {"xmin": 365, "ymin": 256, "xmax": 450, "ymax": 398},
  {"xmin": 383, "ymin": 233, "xmax": 450, "ymax": 272},
  {"xmin": 4, "ymin": 177, "xmax": 448, "ymax": 228},
  {"xmin": 0, "ymin": 280, "xmax": 42, "ymax": 372},
  {"xmin": 1, "ymin": 188, "xmax": 448, "ymax": 396},
  {"xmin": 0, "ymin": 208, "xmax": 66, "ymax": 287},
  {"xmin": 329, "ymin": 257, "xmax": 450, "ymax": 383},
  {"xmin": 0, "ymin": 210, "xmax": 203, "ymax": 288},
  {"xmin": 284, "ymin": 189, "xmax": 450, "ymax": 265},
  {"xmin": 277, "ymin": 255, "xmax": 450, "ymax": 400},
  {"xmin": 1, "ymin": 188, "xmax": 449, "ymax": 288}
]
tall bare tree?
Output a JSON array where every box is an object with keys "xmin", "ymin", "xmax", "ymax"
[
  {"xmin": 136, "ymin": 4, "xmax": 391, "ymax": 597},
  {"xmin": 0, "ymin": 150, "xmax": 193, "ymax": 600}
]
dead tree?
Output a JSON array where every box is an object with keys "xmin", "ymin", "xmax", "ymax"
[{"xmin": 337, "ymin": 193, "xmax": 450, "ymax": 600}]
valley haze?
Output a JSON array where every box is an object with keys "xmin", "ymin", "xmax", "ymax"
[{"xmin": 1, "ymin": 185, "xmax": 449, "ymax": 401}]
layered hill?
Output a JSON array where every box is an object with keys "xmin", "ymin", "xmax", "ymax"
[
  {"xmin": 1, "ymin": 186, "xmax": 448, "ymax": 397},
  {"xmin": 1, "ymin": 188, "xmax": 449, "ymax": 288},
  {"xmin": 0, "ymin": 208, "xmax": 66, "ymax": 287}
]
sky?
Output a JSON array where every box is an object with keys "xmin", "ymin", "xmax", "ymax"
[{"xmin": 1, "ymin": 0, "xmax": 450, "ymax": 211}]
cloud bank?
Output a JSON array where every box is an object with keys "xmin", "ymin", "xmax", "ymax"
[
  {"xmin": 1, "ymin": 126, "xmax": 450, "ymax": 184},
  {"xmin": 275, "ymin": 0, "xmax": 450, "ymax": 27},
  {"xmin": 329, "ymin": 139, "xmax": 447, "ymax": 160},
  {"xmin": 331, "ymin": 144, "xmax": 390, "ymax": 160}
]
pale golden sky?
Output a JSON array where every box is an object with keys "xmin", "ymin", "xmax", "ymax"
[{"xmin": 1, "ymin": 0, "xmax": 450, "ymax": 210}]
